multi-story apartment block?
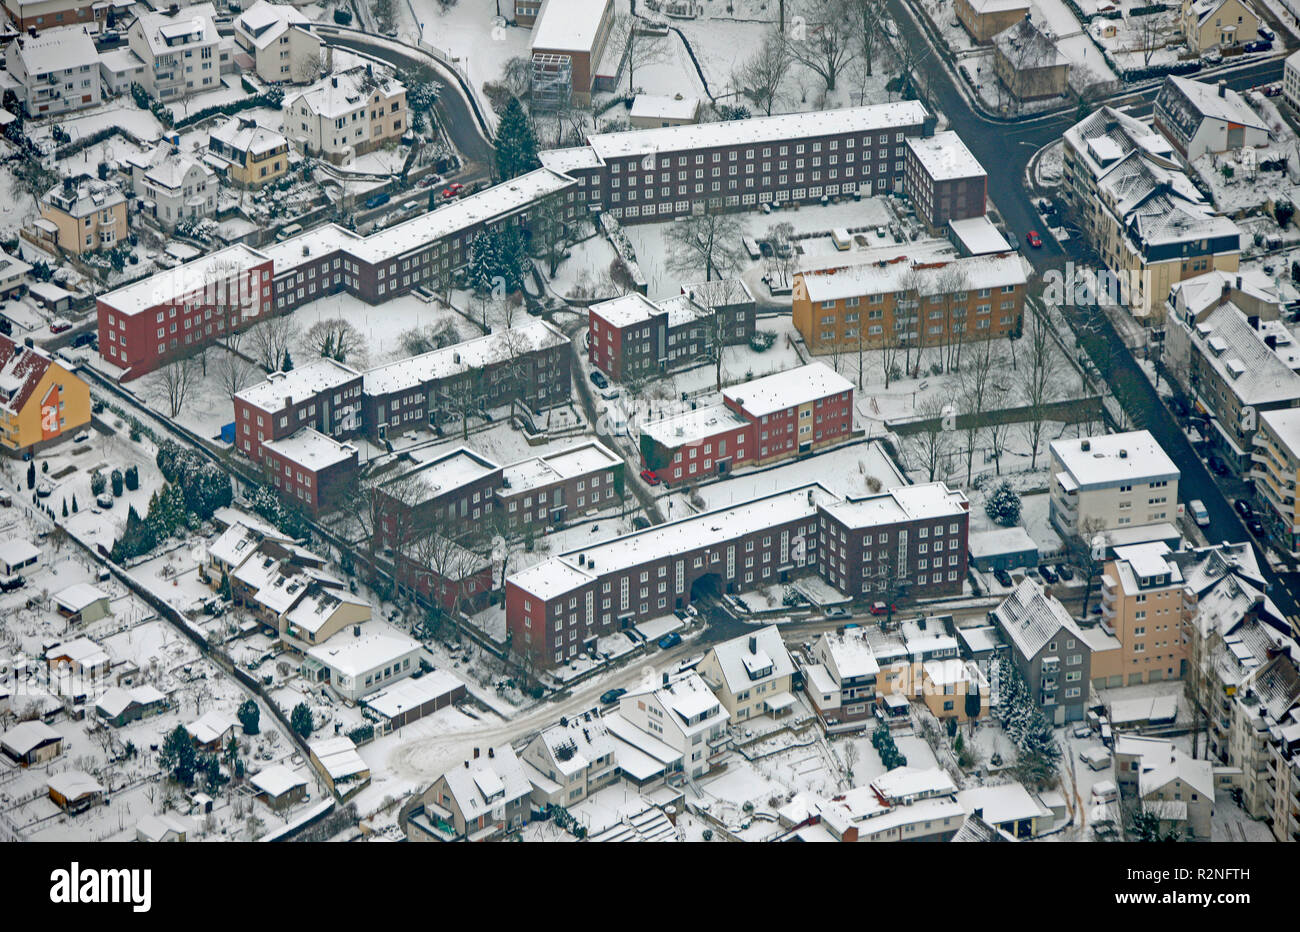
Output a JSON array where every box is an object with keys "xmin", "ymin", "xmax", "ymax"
[
  {"xmin": 1254, "ymin": 407, "xmax": 1300, "ymax": 555},
  {"xmin": 539, "ymin": 101, "xmax": 931, "ymax": 223},
  {"xmin": 124, "ymin": 144, "xmax": 219, "ymax": 229},
  {"xmin": 616, "ymin": 672, "xmax": 730, "ymax": 779},
  {"xmin": 37, "ymin": 178, "xmax": 127, "ymax": 257},
  {"xmin": 96, "ymin": 244, "xmax": 273, "ymax": 380},
  {"xmin": 233, "ymin": 358, "xmax": 364, "ymax": 464},
  {"xmin": 1048, "ymin": 430, "xmax": 1180, "ymax": 538},
  {"xmin": 207, "ymin": 117, "xmax": 291, "ymax": 188},
  {"xmin": 586, "ymin": 279, "xmax": 756, "ymax": 381},
  {"xmin": 260, "ymin": 428, "xmax": 358, "ymax": 515},
  {"xmin": 375, "ymin": 448, "xmax": 504, "ymax": 551},
  {"xmin": 1062, "ymin": 106, "xmax": 1241, "ymax": 321},
  {"xmin": 4, "ymin": 26, "xmax": 101, "ymax": 116},
  {"xmin": 496, "ymin": 440, "xmax": 624, "ymax": 535},
  {"xmin": 360, "ymin": 319, "xmax": 571, "ymax": 440},
  {"xmin": 804, "ymin": 628, "xmax": 881, "ymax": 726},
  {"xmin": 232, "ymin": 0, "xmax": 321, "ymax": 84},
  {"xmin": 991, "ymin": 578, "xmax": 1093, "ymax": 723},
  {"xmin": 128, "ymin": 3, "xmax": 232, "ymax": 101},
  {"xmin": 638, "ymin": 363, "xmax": 854, "ymax": 482},
  {"xmin": 903, "ymin": 131, "xmax": 987, "ymax": 231},
  {"xmin": 1153, "ymin": 76, "xmax": 1271, "ymax": 164},
  {"xmin": 520, "ymin": 712, "xmax": 619, "ymax": 809},
  {"xmin": 792, "ymin": 250, "xmax": 1029, "ymax": 356},
  {"xmin": 698, "ymin": 626, "xmax": 798, "ymax": 723},
  {"xmin": 954, "ymin": 0, "xmax": 1030, "ymax": 42},
  {"xmin": 284, "ymin": 66, "xmax": 406, "ymax": 160},
  {"xmin": 1223, "ymin": 654, "xmax": 1300, "ymax": 832},
  {"xmin": 1100, "ymin": 542, "xmax": 1193, "ymax": 685},
  {"xmin": 1, "ymin": 0, "xmax": 109, "ymax": 31},
  {"xmin": 1164, "ymin": 270, "xmax": 1299, "ymax": 477},
  {"xmin": 505, "ymin": 481, "xmax": 968, "ymax": 672},
  {"xmin": 0, "ymin": 335, "xmax": 91, "ymax": 454}
]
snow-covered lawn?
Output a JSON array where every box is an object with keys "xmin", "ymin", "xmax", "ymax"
[{"xmin": 32, "ymin": 96, "xmax": 168, "ymax": 149}]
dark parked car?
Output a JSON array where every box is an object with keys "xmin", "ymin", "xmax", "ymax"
[
  {"xmin": 1234, "ymin": 499, "xmax": 1255, "ymax": 521},
  {"xmin": 71, "ymin": 331, "xmax": 96, "ymax": 348},
  {"xmin": 589, "ymin": 370, "xmax": 609, "ymax": 389},
  {"xmin": 658, "ymin": 632, "xmax": 682, "ymax": 650},
  {"xmin": 632, "ymin": 516, "xmax": 651, "ymax": 530},
  {"xmin": 1245, "ymin": 39, "xmax": 1272, "ymax": 52},
  {"xmin": 1039, "ymin": 564, "xmax": 1058, "ymax": 584},
  {"xmin": 1055, "ymin": 563, "xmax": 1074, "ymax": 581},
  {"xmin": 600, "ymin": 688, "xmax": 627, "ymax": 705},
  {"xmin": 1248, "ymin": 519, "xmax": 1265, "ymax": 537},
  {"xmin": 1208, "ymin": 455, "xmax": 1229, "ymax": 476},
  {"xmin": 1166, "ymin": 396, "xmax": 1189, "ymax": 418},
  {"xmin": 993, "ymin": 567, "xmax": 1014, "ymax": 587}
]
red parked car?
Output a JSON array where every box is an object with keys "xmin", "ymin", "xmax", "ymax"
[
  {"xmin": 870, "ymin": 601, "xmax": 896, "ymax": 616},
  {"xmin": 639, "ymin": 469, "xmax": 660, "ymax": 486},
  {"xmin": 49, "ymin": 319, "xmax": 72, "ymax": 334},
  {"xmin": 1026, "ymin": 230, "xmax": 1043, "ymax": 249},
  {"xmin": 441, "ymin": 183, "xmax": 465, "ymax": 200}
]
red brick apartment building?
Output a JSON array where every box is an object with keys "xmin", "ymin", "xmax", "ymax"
[
  {"xmin": 539, "ymin": 100, "xmax": 932, "ymax": 223},
  {"xmin": 587, "ymin": 278, "xmax": 756, "ymax": 381},
  {"xmin": 233, "ymin": 357, "xmax": 364, "ymax": 463},
  {"xmin": 261, "ymin": 428, "xmax": 359, "ymax": 515},
  {"xmin": 96, "ymin": 244, "xmax": 273, "ymax": 380},
  {"xmin": 497, "ymin": 440, "xmax": 624, "ymax": 534},
  {"xmin": 902, "ymin": 131, "xmax": 988, "ymax": 231},
  {"xmin": 639, "ymin": 362, "xmax": 855, "ymax": 482},
  {"xmin": 375, "ymin": 448, "xmax": 505, "ymax": 551},
  {"xmin": 360, "ymin": 319, "xmax": 571, "ymax": 440},
  {"xmin": 505, "ymin": 481, "xmax": 969, "ymax": 670}
]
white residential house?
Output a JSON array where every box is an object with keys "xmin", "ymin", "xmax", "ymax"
[
  {"xmin": 232, "ymin": 0, "xmax": 320, "ymax": 84},
  {"xmin": 804, "ymin": 627, "xmax": 880, "ymax": 726},
  {"xmin": 617, "ymin": 672, "xmax": 729, "ymax": 779},
  {"xmin": 124, "ymin": 144, "xmax": 218, "ymax": 228},
  {"xmin": 302, "ymin": 630, "xmax": 421, "ymax": 702},
  {"xmin": 1049, "ymin": 430, "xmax": 1180, "ymax": 538},
  {"xmin": 283, "ymin": 66, "xmax": 406, "ymax": 160},
  {"xmin": 1153, "ymin": 76, "xmax": 1271, "ymax": 164},
  {"xmin": 520, "ymin": 710, "xmax": 618, "ymax": 808},
  {"xmin": 1114, "ymin": 735, "xmax": 1216, "ymax": 837},
  {"xmin": 128, "ymin": 2, "xmax": 231, "ymax": 101},
  {"xmin": 696, "ymin": 625, "xmax": 797, "ymax": 722},
  {"xmin": 4, "ymin": 25, "xmax": 101, "ymax": 116}
]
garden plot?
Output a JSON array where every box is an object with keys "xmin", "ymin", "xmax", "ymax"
[
  {"xmin": 1089, "ymin": 11, "xmax": 1187, "ymax": 73},
  {"xmin": 1028, "ymin": 0, "xmax": 1118, "ymax": 86},
  {"xmin": 123, "ymin": 345, "xmax": 258, "ymax": 441},
  {"xmin": 164, "ymin": 75, "xmax": 255, "ymax": 124},
  {"xmin": 283, "ymin": 288, "xmax": 470, "ymax": 369},
  {"xmin": 29, "ymin": 98, "xmax": 168, "ymax": 150}
]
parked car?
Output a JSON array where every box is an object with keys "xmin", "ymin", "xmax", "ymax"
[
  {"xmin": 1207, "ymin": 455, "xmax": 1229, "ymax": 476},
  {"xmin": 71, "ymin": 331, "xmax": 96, "ymax": 348},
  {"xmin": 1189, "ymin": 499, "xmax": 1210, "ymax": 527},
  {"xmin": 870, "ymin": 601, "xmax": 896, "ymax": 616},
  {"xmin": 1039, "ymin": 564, "xmax": 1058, "ymax": 584},
  {"xmin": 1055, "ymin": 563, "xmax": 1074, "ymax": 581},
  {"xmin": 96, "ymin": 493, "xmax": 113, "ymax": 509},
  {"xmin": 1264, "ymin": 82, "xmax": 1284, "ymax": 97},
  {"xmin": 1234, "ymin": 499, "xmax": 1255, "ymax": 521},
  {"xmin": 658, "ymin": 632, "xmax": 682, "ymax": 650},
  {"xmin": 993, "ymin": 567, "xmax": 1014, "ymax": 587},
  {"xmin": 1005, "ymin": 231, "xmax": 1019, "ymax": 250},
  {"xmin": 49, "ymin": 319, "xmax": 72, "ymax": 334},
  {"xmin": 1026, "ymin": 230, "xmax": 1042, "ymax": 248},
  {"xmin": 631, "ymin": 516, "xmax": 651, "ymax": 530},
  {"xmin": 589, "ymin": 370, "xmax": 608, "ymax": 389},
  {"xmin": 73, "ymin": 430, "xmax": 90, "ymax": 443},
  {"xmin": 824, "ymin": 606, "xmax": 852, "ymax": 619},
  {"xmin": 441, "ymin": 183, "xmax": 465, "ymax": 200},
  {"xmin": 1248, "ymin": 518, "xmax": 1265, "ymax": 537},
  {"xmin": 1080, "ymin": 747, "xmax": 1111, "ymax": 771},
  {"xmin": 1072, "ymin": 722, "xmax": 1092, "ymax": 739},
  {"xmin": 363, "ymin": 192, "xmax": 390, "ymax": 209},
  {"xmin": 599, "ymin": 387, "xmax": 620, "ymax": 401},
  {"xmin": 1245, "ymin": 39, "xmax": 1272, "ymax": 52},
  {"xmin": 639, "ymin": 469, "xmax": 660, "ymax": 486},
  {"xmin": 1166, "ymin": 395, "xmax": 1189, "ymax": 418},
  {"xmin": 600, "ymin": 687, "xmax": 627, "ymax": 705},
  {"xmin": 1259, "ymin": 26, "xmax": 1276, "ymax": 40}
]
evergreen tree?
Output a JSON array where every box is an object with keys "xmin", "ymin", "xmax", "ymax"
[
  {"xmin": 465, "ymin": 230, "xmax": 501, "ymax": 293},
  {"xmin": 493, "ymin": 96, "xmax": 540, "ymax": 182},
  {"xmin": 282, "ymin": 349, "xmax": 294, "ymax": 371},
  {"xmin": 497, "ymin": 223, "xmax": 527, "ymax": 292},
  {"xmin": 71, "ymin": 494, "xmax": 77, "ymax": 513},
  {"xmin": 237, "ymin": 698, "xmax": 260, "ymax": 735},
  {"xmin": 111, "ymin": 469, "xmax": 124, "ymax": 497},
  {"xmin": 61, "ymin": 498, "xmax": 68, "ymax": 518},
  {"xmin": 26, "ymin": 461, "xmax": 35, "ymax": 490},
  {"xmin": 219, "ymin": 568, "xmax": 233, "ymax": 601},
  {"xmin": 124, "ymin": 465, "xmax": 139, "ymax": 491},
  {"xmin": 290, "ymin": 702, "xmax": 313, "ymax": 739},
  {"xmin": 985, "ymin": 480, "xmax": 1022, "ymax": 527},
  {"xmin": 159, "ymin": 724, "xmax": 198, "ymax": 784}
]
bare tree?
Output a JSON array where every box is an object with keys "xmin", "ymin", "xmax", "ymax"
[
  {"xmin": 1018, "ymin": 308, "xmax": 1060, "ymax": 470},
  {"xmin": 1070, "ymin": 516, "xmax": 1109, "ymax": 618},
  {"xmin": 531, "ymin": 194, "xmax": 577, "ymax": 277},
  {"xmin": 437, "ymin": 369, "xmax": 488, "ymax": 441},
  {"xmin": 290, "ymin": 46, "xmax": 321, "ymax": 84},
  {"xmin": 847, "ymin": 0, "xmax": 888, "ymax": 77},
  {"xmin": 214, "ymin": 352, "xmax": 254, "ymax": 401},
  {"xmin": 984, "ymin": 368, "xmax": 1014, "ymax": 476},
  {"xmin": 151, "ymin": 357, "xmax": 199, "ymax": 419},
  {"xmin": 406, "ymin": 532, "xmax": 490, "ymax": 616},
  {"xmin": 501, "ymin": 55, "xmax": 533, "ymax": 99},
  {"xmin": 305, "ymin": 318, "xmax": 367, "ymax": 367},
  {"xmin": 608, "ymin": 14, "xmax": 671, "ymax": 94},
  {"xmin": 957, "ymin": 337, "xmax": 1000, "ymax": 485},
  {"xmin": 764, "ymin": 222, "xmax": 796, "ymax": 290},
  {"xmin": 788, "ymin": 0, "xmax": 857, "ymax": 93},
  {"xmin": 1135, "ymin": 14, "xmax": 1176, "ymax": 68},
  {"xmin": 879, "ymin": 315, "xmax": 903, "ymax": 390},
  {"xmin": 737, "ymin": 29, "xmax": 793, "ymax": 116},
  {"xmin": 906, "ymin": 396, "xmax": 955, "ymax": 483},
  {"xmin": 246, "ymin": 315, "xmax": 300, "ymax": 372},
  {"xmin": 665, "ymin": 211, "xmax": 747, "ymax": 282}
]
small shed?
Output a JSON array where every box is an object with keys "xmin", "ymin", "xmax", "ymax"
[
  {"xmin": 0, "ymin": 539, "xmax": 40, "ymax": 577},
  {"xmin": 136, "ymin": 814, "xmax": 190, "ymax": 842},
  {"xmin": 1, "ymin": 721, "xmax": 64, "ymax": 766},
  {"xmin": 250, "ymin": 764, "xmax": 308, "ymax": 811},
  {"xmin": 28, "ymin": 281, "xmax": 76, "ymax": 313},
  {"xmin": 969, "ymin": 526, "xmax": 1038, "ymax": 572},
  {"xmin": 96, "ymin": 685, "xmax": 168, "ymax": 727},
  {"xmin": 47, "ymin": 771, "xmax": 104, "ymax": 813},
  {"xmin": 53, "ymin": 583, "xmax": 111, "ymax": 625}
]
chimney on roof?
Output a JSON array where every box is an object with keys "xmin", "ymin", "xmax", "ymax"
[
  {"xmin": 302, "ymin": 245, "xmax": 310, "ymax": 257},
  {"xmin": 1119, "ymin": 449, "xmax": 1128, "ymax": 458},
  {"xmin": 1080, "ymin": 439, "xmax": 1090, "ymax": 451},
  {"xmin": 488, "ymin": 747, "xmax": 494, "ymax": 758},
  {"xmin": 473, "ymin": 747, "xmax": 479, "ymax": 759},
  {"xmin": 748, "ymin": 635, "xmax": 757, "ymax": 654},
  {"xmin": 662, "ymin": 672, "xmax": 669, "ymax": 686},
  {"xmin": 918, "ymin": 617, "xmax": 927, "ymax": 630},
  {"xmin": 283, "ymin": 396, "xmax": 292, "ymax": 410},
  {"xmin": 463, "ymin": 760, "xmax": 469, "ymax": 768},
  {"xmin": 331, "ymin": 76, "xmax": 338, "ymax": 88},
  {"xmin": 973, "ymin": 807, "xmax": 983, "ymax": 820},
  {"xmin": 1219, "ymin": 80, "xmax": 1227, "ymax": 98}
]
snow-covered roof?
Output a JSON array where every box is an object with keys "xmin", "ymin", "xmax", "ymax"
[
  {"xmin": 705, "ymin": 625, "xmax": 795, "ymax": 695},
  {"xmin": 8, "ymin": 26, "xmax": 99, "ymax": 74},
  {"xmin": 441, "ymin": 745, "xmax": 530, "ymax": 822},
  {"xmin": 1050, "ymin": 430, "xmax": 1178, "ymax": 488},
  {"xmin": 98, "ymin": 244, "xmax": 269, "ymax": 317},
  {"xmin": 126, "ymin": 143, "xmax": 214, "ymax": 191},
  {"xmin": 1111, "ymin": 541, "xmax": 1182, "ymax": 591},
  {"xmin": 530, "ymin": 0, "xmax": 611, "ymax": 53},
  {"xmin": 991, "ymin": 577, "xmax": 1084, "ymax": 660},
  {"xmin": 1260, "ymin": 406, "xmax": 1300, "ymax": 458},
  {"xmin": 585, "ymin": 101, "xmax": 930, "ymax": 162},
  {"xmin": 235, "ymin": 0, "xmax": 310, "ymax": 49},
  {"xmin": 306, "ymin": 631, "xmax": 420, "ymax": 678},
  {"xmin": 508, "ymin": 484, "xmax": 837, "ymax": 601},
  {"xmin": 42, "ymin": 178, "xmax": 126, "ymax": 218},
  {"xmin": 647, "ymin": 672, "xmax": 728, "ymax": 736},
  {"xmin": 236, "ymin": 358, "xmax": 360, "ymax": 413},
  {"xmin": 0, "ymin": 247, "xmax": 31, "ymax": 281},
  {"xmin": 1184, "ymin": 303, "xmax": 1300, "ymax": 407},
  {"xmin": 0, "ymin": 538, "xmax": 39, "ymax": 569},
  {"xmin": 871, "ymin": 766, "xmax": 957, "ymax": 803},
  {"xmin": 185, "ymin": 710, "xmax": 236, "ymax": 745},
  {"xmin": 383, "ymin": 447, "xmax": 499, "ymax": 505},
  {"xmin": 99, "ymin": 47, "xmax": 147, "ymax": 75},
  {"xmin": 722, "ymin": 362, "xmax": 853, "ymax": 418},
  {"xmin": 208, "ymin": 522, "xmax": 278, "ymax": 570},
  {"xmin": 923, "ymin": 658, "xmax": 983, "ymax": 688},
  {"xmin": 48, "ymin": 770, "xmax": 103, "ymax": 801},
  {"xmin": 816, "ymin": 628, "xmax": 880, "ymax": 681},
  {"xmin": 630, "ymin": 94, "xmax": 700, "ymax": 122},
  {"xmin": 95, "ymin": 685, "xmax": 166, "ymax": 719},
  {"xmin": 53, "ymin": 583, "xmax": 108, "ymax": 614},
  {"xmin": 310, "ymin": 736, "xmax": 369, "ymax": 781},
  {"xmin": 1170, "ymin": 268, "xmax": 1278, "ymax": 316},
  {"xmin": 948, "ymin": 216, "xmax": 1012, "ymax": 256},
  {"xmin": 538, "ymin": 145, "xmax": 603, "ymax": 174},
  {"xmin": 1, "ymin": 721, "xmax": 61, "ymax": 756},
  {"xmin": 363, "ymin": 319, "xmax": 568, "ymax": 397},
  {"xmin": 587, "ymin": 797, "xmax": 678, "ymax": 842},
  {"xmin": 968, "ymin": 526, "xmax": 1037, "ymax": 559},
  {"xmin": 965, "ymin": 0, "xmax": 1029, "ymax": 11},
  {"xmin": 283, "ymin": 587, "xmax": 368, "ymax": 636},
  {"xmin": 1138, "ymin": 746, "xmax": 1215, "ymax": 799},
  {"xmin": 209, "ymin": 116, "xmax": 288, "ymax": 156},
  {"xmin": 499, "ymin": 440, "xmax": 620, "ymax": 496},
  {"xmin": 133, "ymin": 3, "xmax": 218, "ymax": 57},
  {"xmin": 1157, "ymin": 76, "xmax": 1268, "ymax": 136},
  {"xmin": 0, "ymin": 337, "xmax": 58, "ymax": 419},
  {"xmin": 799, "ymin": 252, "xmax": 1030, "ymax": 304},
  {"xmin": 535, "ymin": 711, "xmax": 616, "ymax": 778},
  {"xmin": 263, "ymin": 428, "xmax": 357, "ymax": 473},
  {"xmin": 363, "ymin": 670, "xmax": 465, "ymax": 718},
  {"xmin": 45, "ymin": 636, "xmax": 109, "ymax": 668},
  {"xmin": 136, "ymin": 813, "xmax": 191, "ymax": 842},
  {"xmin": 951, "ymin": 813, "xmax": 1017, "ymax": 842},
  {"xmin": 905, "ymin": 131, "xmax": 985, "ymax": 182},
  {"xmin": 251, "ymin": 763, "xmax": 307, "ymax": 798},
  {"xmin": 819, "ymin": 481, "xmax": 969, "ymax": 529},
  {"xmin": 236, "ymin": 556, "xmax": 313, "ymax": 616},
  {"xmin": 957, "ymin": 783, "xmax": 1052, "ymax": 827},
  {"xmin": 991, "ymin": 16, "xmax": 1066, "ymax": 70},
  {"xmin": 640, "ymin": 402, "xmax": 749, "ymax": 450},
  {"xmin": 286, "ymin": 67, "xmax": 404, "ymax": 120},
  {"xmin": 589, "ymin": 292, "xmax": 662, "ymax": 328}
]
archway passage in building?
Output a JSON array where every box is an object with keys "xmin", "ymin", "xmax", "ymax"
[{"xmin": 689, "ymin": 572, "xmax": 721, "ymax": 606}]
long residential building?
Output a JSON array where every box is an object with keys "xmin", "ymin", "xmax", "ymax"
[
  {"xmin": 1253, "ymin": 407, "xmax": 1300, "ymax": 556},
  {"xmin": 792, "ymin": 249, "xmax": 1030, "ymax": 356},
  {"xmin": 1062, "ymin": 106, "xmax": 1241, "ymax": 321},
  {"xmin": 505, "ymin": 481, "xmax": 969, "ymax": 671}
]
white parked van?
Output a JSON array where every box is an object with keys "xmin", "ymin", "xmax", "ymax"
[
  {"xmin": 1091, "ymin": 780, "xmax": 1118, "ymax": 804},
  {"xmin": 1079, "ymin": 746, "xmax": 1111, "ymax": 771},
  {"xmin": 1189, "ymin": 499, "xmax": 1209, "ymax": 527}
]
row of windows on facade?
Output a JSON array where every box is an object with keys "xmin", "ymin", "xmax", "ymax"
[
  {"xmin": 607, "ymin": 147, "xmax": 905, "ymax": 186},
  {"xmin": 609, "ymin": 132, "xmax": 912, "ymax": 171},
  {"xmin": 602, "ymin": 164, "xmax": 902, "ymax": 203},
  {"xmin": 819, "ymin": 285, "xmax": 1016, "ymax": 310}
]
